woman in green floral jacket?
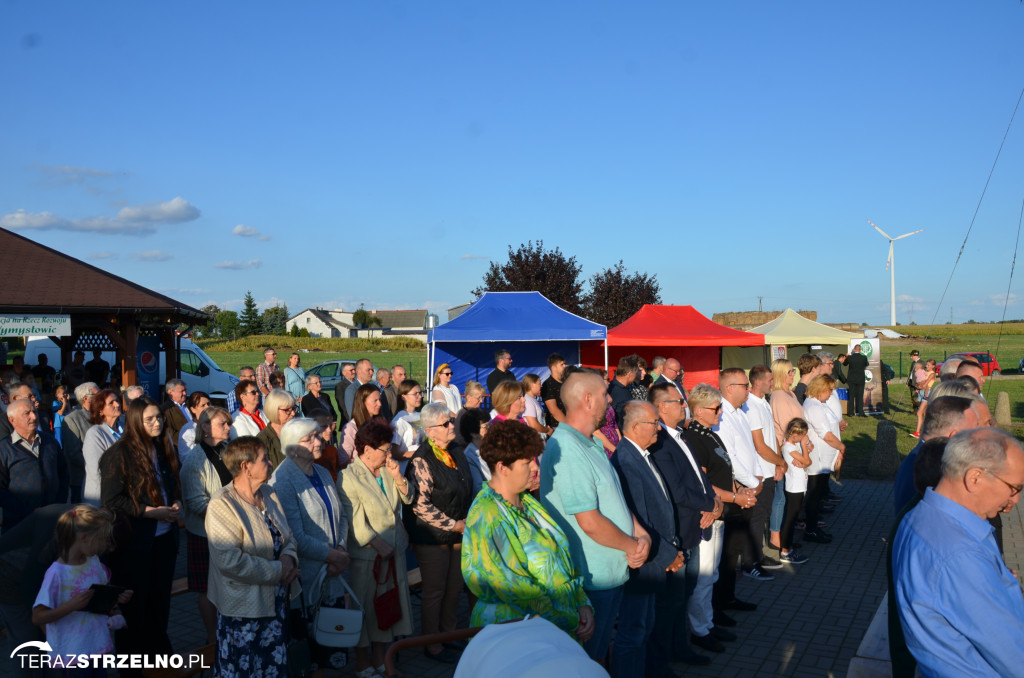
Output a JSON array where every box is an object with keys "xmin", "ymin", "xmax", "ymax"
[{"xmin": 461, "ymin": 419, "xmax": 594, "ymax": 641}]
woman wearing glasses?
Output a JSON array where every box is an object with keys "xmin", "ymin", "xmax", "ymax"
[
  {"xmin": 229, "ymin": 379, "xmax": 269, "ymax": 438},
  {"xmin": 256, "ymin": 389, "xmax": 298, "ymax": 469},
  {"xmin": 392, "ymin": 379, "xmax": 426, "ymax": 465},
  {"xmin": 404, "ymin": 402, "xmax": 474, "ymax": 664},
  {"xmin": 431, "ymin": 363, "xmax": 461, "ymax": 416}
]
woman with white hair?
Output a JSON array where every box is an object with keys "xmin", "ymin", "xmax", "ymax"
[
  {"xmin": 270, "ymin": 418, "xmax": 351, "ymax": 670},
  {"xmin": 404, "ymin": 401, "xmax": 474, "ymax": 663},
  {"xmin": 300, "ymin": 373, "xmax": 333, "ymax": 419},
  {"xmin": 257, "ymin": 388, "xmax": 298, "ymax": 469}
]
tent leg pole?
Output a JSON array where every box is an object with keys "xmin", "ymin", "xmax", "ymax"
[{"xmin": 604, "ymin": 343, "xmax": 608, "ymax": 376}]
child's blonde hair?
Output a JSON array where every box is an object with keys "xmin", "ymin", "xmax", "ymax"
[
  {"xmin": 784, "ymin": 418, "xmax": 809, "ymax": 440},
  {"xmin": 56, "ymin": 504, "xmax": 115, "ymax": 562}
]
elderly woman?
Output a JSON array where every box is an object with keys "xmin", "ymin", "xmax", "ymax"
[
  {"xmin": 177, "ymin": 391, "xmax": 211, "ymax": 458},
  {"xmin": 460, "ymin": 409, "xmax": 492, "ymax": 495},
  {"xmin": 431, "ymin": 363, "xmax": 461, "ymax": 416},
  {"xmin": 82, "ymin": 388, "xmax": 122, "ymax": 506},
  {"xmin": 229, "ymin": 379, "xmax": 269, "ymax": 437},
  {"xmin": 452, "ymin": 380, "xmax": 485, "ymax": 449},
  {"xmin": 300, "ymin": 373, "xmax": 334, "ymax": 420},
  {"xmin": 99, "ymin": 397, "xmax": 182, "ymax": 671},
  {"xmin": 256, "ymin": 388, "xmax": 298, "ymax": 469},
  {"xmin": 284, "ymin": 352, "xmax": 306, "ymax": 405},
  {"xmin": 180, "ymin": 406, "xmax": 234, "ymax": 643},
  {"xmin": 683, "ymin": 384, "xmax": 756, "ymax": 653},
  {"xmin": 206, "ymin": 436, "xmax": 299, "ymax": 678},
  {"xmin": 490, "ymin": 380, "xmax": 527, "ymax": 424},
  {"xmin": 462, "ymin": 419, "xmax": 593, "ymax": 641},
  {"xmin": 339, "ymin": 419, "xmax": 415, "ymax": 677},
  {"xmin": 341, "ymin": 383, "xmax": 385, "ymax": 466},
  {"xmin": 404, "ymin": 402, "xmax": 474, "ymax": 663},
  {"xmin": 392, "ymin": 379, "xmax": 425, "ymax": 463},
  {"xmin": 802, "ymin": 375, "xmax": 845, "ymax": 544},
  {"xmin": 521, "ymin": 374, "xmax": 552, "ymax": 437}
]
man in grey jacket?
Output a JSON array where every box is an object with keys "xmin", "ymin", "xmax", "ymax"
[{"xmin": 59, "ymin": 382, "xmax": 98, "ymax": 503}]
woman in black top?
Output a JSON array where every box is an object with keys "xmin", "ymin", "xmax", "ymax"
[{"xmin": 683, "ymin": 383, "xmax": 757, "ymax": 652}]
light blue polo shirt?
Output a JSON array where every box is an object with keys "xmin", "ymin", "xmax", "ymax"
[{"xmin": 540, "ymin": 423, "xmax": 631, "ymax": 591}]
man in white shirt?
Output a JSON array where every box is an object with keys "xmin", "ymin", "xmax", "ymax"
[{"xmin": 745, "ymin": 365, "xmax": 788, "ymax": 570}]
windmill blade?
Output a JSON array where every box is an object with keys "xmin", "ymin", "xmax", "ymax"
[
  {"xmin": 893, "ymin": 229, "xmax": 925, "ymax": 241},
  {"xmin": 886, "ymin": 241, "xmax": 893, "ymax": 272},
  {"xmin": 868, "ymin": 219, "xmax": 893, "ymax": 240}
]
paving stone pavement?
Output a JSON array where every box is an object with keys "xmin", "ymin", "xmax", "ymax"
[{"xmin": 6, "ymin": 479, "xmax": 1023, "ymax": 678}]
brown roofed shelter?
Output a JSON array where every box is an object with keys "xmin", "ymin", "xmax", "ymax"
[{"xmin": 0, "ymin": 229, "xmax": 210, "ymax": 389}]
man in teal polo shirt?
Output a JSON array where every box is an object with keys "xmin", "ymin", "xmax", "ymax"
[{"xmin": 541, "ymin": 369, "xmax": 651, "ymax": 667}]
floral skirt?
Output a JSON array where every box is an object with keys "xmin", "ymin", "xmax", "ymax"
[{"xmin": 216, "ymin": 586, "xmax": 288, "ymax": 678}]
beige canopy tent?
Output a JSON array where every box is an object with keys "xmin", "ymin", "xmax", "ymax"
[{"xmin": 722, "ymin": 308, "xmax": 864, "ymax": 369}]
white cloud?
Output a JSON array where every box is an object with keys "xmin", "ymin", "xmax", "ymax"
[
  {"xmin": 215, "ymin": 259, "xmax": 262, "ymax": 270},
  {"xmin": 132, "ymin": 249, "xmax": 173, "ymax": 262},
  {"xmin": 159, "ymin": 287, "xmax": 210, "ymax": 295},
  {"xmin": 0, "ymin": 197, "xmax": 200, "ymax": 236},
  {"xmin": 232, "ymin": 224, "xmax": 272, "ymax": 241},
  {"xmin": 971, "ymin": 292, "xmax": 1019, "ymax": 306},
  {"xmin": 896, "ymin": 294, "xmax": 923, "ymax": 303},
  {"xmin": 117, "ymin": 197, "xmax": 200, "ymax": 224},
  {"xmin": 34, "ymin": 163, "xmax": 114, "ymax": 185},
  {"xmin": 460, "ymin": 254, "xmax": 488, "ymax": 260},
  {"xmin": 87, "ymin": 251, "xmax": 116, "ymax": 260}
]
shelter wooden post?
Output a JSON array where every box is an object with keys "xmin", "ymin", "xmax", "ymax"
[{"xmin": 122, "ymin": 322, "xmax": 139, "ymax": 388}]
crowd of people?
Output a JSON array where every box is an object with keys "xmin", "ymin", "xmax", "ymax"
[{"xmin": 0, "ymin": 343, "xmax": 1021, "ymax": 677}]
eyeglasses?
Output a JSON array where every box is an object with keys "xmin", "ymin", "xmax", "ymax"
[
  {"xmin": 788, "ymin": 369, "xmax": 796, "ymax": 375},
  {"xmin": 441, "ymin": 372, "xmax": 452, "ymax": 376},
  {"xmin": 729, "ymin": 382, "xmax": 750, "ymax": 390},
  {"xmin": 984, "ymin": 469, "xmax": 1023, "ymax": 497},
  {"xmin": 243, "ymin": 390, "xmax": 259, "ymax": 396},
  {"xmin": 143, "ymin": 415, "xmax": 165, "ymax": 424},
  {"xmin": 280, "ymin": 406, "xmax": 298, "ymax": 414},
  {"xmin": 431, "ymin": 419, "xmax": 454, "ymax": 428},
  {"xmin": 636, "ymin": 420, "xmax": 660, "ymax": 426},
  {"xmin": 375, "ymin": 445, "xmax": 392, "ymax": 453},
  {"xmin": 409, "ymin": 391, "xmax": 423, "ymax": 397},
  {"xmin": 661, "ymin": 398, "xmax": 685, "ymax": 405},
  {"xmin": 702, "ymin": 404, "xmax": 723, "ymax": 413}
]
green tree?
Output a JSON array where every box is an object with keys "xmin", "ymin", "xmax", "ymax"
[
  {"xmin": 260, "ymin": 304, "xmax": 289, "ymax": 336},
  {"xmin": 474, "ymin": 241, "xmax": 585, "ymax": 315},
  {"xmin": 197, "ymin": 304, "xmax": 222, "ymax": 338},
  {"xmin": 352, "ymin": 305, "xmax": 383, "ymax": 329},
  {"xmin": 299, "ymin": 327, "xmax": 311, "ymax": 338},
  {"xmin": 289, "ymin": 323, "xmax": 301, "ymax": 337},
  {"xmin": 217, "ymin": 310, "xmax": 240, "ymax": 340},
  {"xmin": 584, "ymin": 261, "xmax": 661, "ymax": 328},
  {"xmin": 240, "ymin": 291, "xmax": 261, "ymax": 336}
]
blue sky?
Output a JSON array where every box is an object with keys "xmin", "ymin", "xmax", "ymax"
[{"xmin": 2, "ymin": 1, "xmax": 1023, "ymax": 326}]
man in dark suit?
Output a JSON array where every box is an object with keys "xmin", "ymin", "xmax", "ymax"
[
  {"xmin": 333, "ymin": 362, "xmax": 355, "ymax": 427},
  {"xmin": 648, "ymin": 382, "xmax": 720, "ymax": 663},
  {"xmin": 159, "ymin": 378, "xmax": 190, "ymax": 451},
  {"xmin": 612, "ymin": 400, "xmax": 686, "ymax": 678},
  {"xmin": 845, "ymin": 344, "xmax": 870, "ymax": 416}
]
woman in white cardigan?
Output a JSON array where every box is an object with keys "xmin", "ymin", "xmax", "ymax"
[
  {"xmin": 206, "ymin": 436, "xmax": 299, "ymax": 678},
  {"xmin": 802, "ymin": 374, "xmax": 845, "ymax": 544}
]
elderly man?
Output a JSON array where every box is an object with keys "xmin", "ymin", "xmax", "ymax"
[
  {"xmin": 648, "ymin": 356, "xmax": 666, "ymax": 383},
  {"xmin": 387, "ymin": 365, "xmax": 406, "ymax": 413},
  {"xmin": 611, "ymin": 400, "xmax": 685, "ymax": 678},
  {"xmin": 486, "ymin": 349, "xmax": 516, "ymax": 395},
  {"xmin": 375, "ymin": 367, "xmax": 394, "ymax": 420},
  {"xmin": 0, "ymin": 400, "xmax": 69, "ymax": 533},
  {"xmin": 893, "ymin": 427, "xmax": 1024, "ymax": 676},
  {"xmin": 333, "ymin": 362, "xmax": 357, "ymax": 425},
  {"xmin": 540, "ymin": 370, "xmax": 651, "ymax": 666},
  {"xmin": 647, "ymin": 382, "xmax": 719, "ymax": 666},
  {"xmin": 0, "ymin": 383, "xmax": 39, "ymax": 441},
  {"xmin": 59, "ymin": 382, "xmax": 99, "ymax": 503},
  {"xmin": 713, "ymin": 368, "xmax": 773, "ymax": 590},
  {"xmin": 892, "ymin": 396, "xmax": 980, "ymax": 515},
  {"xmin": 225, "ymin": 366, "xmax": 256, "ymax": 413},
  {"xmin": 344, "ymin": 358, "xmax": 374, "ymax": 416},
  {"xmin": 160, "ymin": 378, "xmax": 191, "ymax": 451}
]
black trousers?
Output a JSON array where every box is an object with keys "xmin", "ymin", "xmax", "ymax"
[
  {"xmin": 781, "ymin": 491, "xmax": 804, "ymax": 550},
  {"xmin": 748, "ymin": 478, "xmax": 775, "ymax": 561},
  {"xmin": 712, "ymin": 514, "xmax": 754, "ymax": 608},
  {"xmin": 110, "ymin": 529, "xmax": 178, "ymax": 677},
  {"xmin": 647, "ymin": 547, "xmax": 698, "ymax": 674},
  {"xmin": 805, "ymin": 474, "xmax": 829, "ymax": 531},
  {"xmin": 847, "ymin": 381, "xmax": 865, "ymax": 414}
]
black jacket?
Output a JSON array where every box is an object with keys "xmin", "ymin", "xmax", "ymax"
[
  {"xmin": 404, "ymin": 440, "xmax": 473, "ymax": 546},
  {"xmin": 845, "ymin": 352, "xmax": 869, "ymax": 385},
  {"xmin": 649, "ymin": 427, "xmax": 717, "ymax": 550}
]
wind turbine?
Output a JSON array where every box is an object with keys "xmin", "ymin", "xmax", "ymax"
[{"xmin": 868, "ymin": 220, "xmax": 924, "ymax": 326}]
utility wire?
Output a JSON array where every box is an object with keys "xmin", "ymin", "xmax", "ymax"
[
  {"xmin": 931, "ymin": 85, "xmax": 1024, "ymax": 325},
  {"xmin": 984, "ymin": 196, "xmax": 1023, "ymax": 401}
]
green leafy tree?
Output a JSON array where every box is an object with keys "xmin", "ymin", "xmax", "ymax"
[
  {"xmin": 299, "ymin": 327, "xmax": 311, "ymax": 338},
  {"xmin": 217, "ymin": 310, "xmax": 240, "ymax": 340},
  {"xmin": 260, "ymin": 304, "xmax": 289, "ymax": 336},
  {"xmin": 197, "ymin": 304, "xmax": 222, "ymax": 338},
  {"xmin": 290, "ymin": 323, "xmax": 301, "ymax": 337},
  {"xmin": 352, "ymin": 305, "xmax": 383, "ymax": 329},
  {"xmin": 240, "ymin": 291, "xmax": 261, "ymax": 336},
  {"xmin": 473, "ymin": 241, "xmax": 585, "ymax": 315},
  {"xmin": 584, "ymin": 261, "xmax": 661, "ymax": 328}
]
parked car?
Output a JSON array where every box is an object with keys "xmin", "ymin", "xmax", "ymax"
[
  {"xmin": 304, "ymin": 359, "xmax": 359, "ymax": 392},
  {"xmin": 936, "ymin": 352, "xmax": 1001, "ymax": 377}
]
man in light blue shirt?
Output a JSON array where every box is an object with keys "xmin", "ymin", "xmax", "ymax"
[
  {"xmin": 541, "ymin": 370, "xmax": 650, "ymax": 666},
  {"xmin": 893, "ymin": 427, "xmax": 1024, "ymax": 677}
]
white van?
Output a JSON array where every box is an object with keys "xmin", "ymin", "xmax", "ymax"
[{"xmin": 24, "ymin": 336, "xmax": 238, "ymax": 399}]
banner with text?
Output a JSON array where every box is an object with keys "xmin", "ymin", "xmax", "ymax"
[{"xmin": 0, "ymin": 315, "xmax": 71, "ymax": 337}]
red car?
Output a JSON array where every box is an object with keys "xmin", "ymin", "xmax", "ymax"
[{"xmin": 935, "ymin": 352, "xmax": 1001, "ymax": 377}]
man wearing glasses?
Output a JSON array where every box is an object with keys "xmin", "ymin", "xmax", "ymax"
[
  {"xmin": 486, "ymin": 349, "xmax": 516, "ymax": 396},
  {"xmin": 256, "ymin": 347, "xmax": 278, "ymax": 397},
  {"xmin": 892, "ymin": 427, "xmax": 1024, "ymax": 676}
]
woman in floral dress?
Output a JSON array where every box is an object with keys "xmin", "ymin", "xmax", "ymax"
[{"xmin": 461, "ymin": 419, "xmax": 594, "ymax": 642}]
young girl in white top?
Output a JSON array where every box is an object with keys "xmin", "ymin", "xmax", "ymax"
[
  {"xmin": 32, "ymin": 505, "xmax": 132, "ymax": 673},
  {"xmin": 780, "ymin": 419, "xmax": 813, "ymax": 564}
]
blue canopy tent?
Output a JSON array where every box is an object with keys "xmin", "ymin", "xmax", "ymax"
[{"xmin": 427, "ymin": 291, "xmax": 608, "ymax": 393}]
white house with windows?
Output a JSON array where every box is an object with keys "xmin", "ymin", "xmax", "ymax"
[{"xmin": 287, "ymin": 308, "xmax": 430, "ymax": 343}]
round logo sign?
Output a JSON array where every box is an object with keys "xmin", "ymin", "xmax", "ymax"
[
  {"xmin": 139, "ymin": 350, "xmax": 158, "ymax": 375},
  {"xmin": 859, "ymin": 340, "xmax": 873, "ymax": 358}
]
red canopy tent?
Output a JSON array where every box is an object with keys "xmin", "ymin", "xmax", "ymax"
[{"xmin": 580, "ymin": 305, "xmax": 766, "ymax": 389}]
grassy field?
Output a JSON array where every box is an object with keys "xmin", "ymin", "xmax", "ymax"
[
  {"xmin": 208, "ymin": 350, "xmax": 432, "ymax": 386},
  {"xmin": 878, "ymin": 325, "xmax": 1024, "ymax": 377}
]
